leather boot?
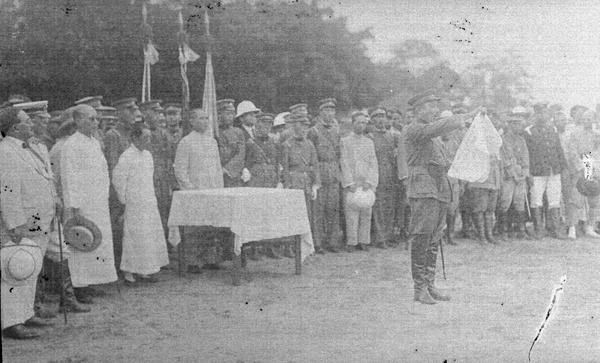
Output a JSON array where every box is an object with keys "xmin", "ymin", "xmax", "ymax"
[
  {"xmin": 516, "ymin": 211, "xmax": 529, "ymax": 239},
  {"xmin": 548, "ymin": 208, "xmax": 567, "ymax": 239},
  {"xmin": 472, "ymin": 212, "xmax": 487, "ymax": 245},
  {"xmin": 531, "ymin": 208, "xmax": 546, "ymax": 239},
  {"xmin": 459, "ymin": 211, "xmax": 472, "ymax": 239},
  {"xmin": 414, "ymin": 289, "xmax": 437, "ymax": 305},
  {"xmin": 446, "ymin": 213, "xmax": 457, "ymax": 245},
  {"xmin": 410, "ymin": 235, "xmax": 429, "ymax": 301},
  {"xmin": 2, "ymin": 324, "xmax": 40, "ymax": 340},
  {"xmin": 428, "ymin": 286, "xmax": 451, "ymax": 301},
  {"xmin": 34, "ymin": 276, "xmax": 57, "ymax": 319},
  {"xmin": 485, "ymin": 212, "xmax": 500, "ymax": 244},
  {"xmin": 496, "ymin": 211, "xmax": 508, "ymax": 241},
  {"xmin": 58, "ymin": 261, "xmax": 92, "ymax": 312}
]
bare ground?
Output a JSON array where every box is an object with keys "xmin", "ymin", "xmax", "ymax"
[{"xmin": 2, "ymin": 236, "xmax": 600, "ymax": 363}]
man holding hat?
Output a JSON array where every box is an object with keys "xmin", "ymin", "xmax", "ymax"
[
  {"xmin": 1, "ymin": 107, "xmax": 59, "ymax": 338},
  {"xmin": 235, "ymin": 101, "xmax": 261, "ymax": 140},
  {"xmin": 497, "ymin": 114, "xmax": 530, "ymax": 240},
  {"xmin": 523, "ymin": 102, "xmax": 568, "ymax": 239},
  {"xmin": 60, "ymin": 105, "xmax": 118, "ymax": 295},
  {"xmin": 306, "ymin": 98, "xmax": 343, "ymax": 253},
  {"xmin": 282, "ymin": 114, "xmax": 320, "ymax": 241},
  {"xmin": 369, "ymin": 106, "xmax": 399, "ymax": 249},
  {"xmin": 105, "ymin": 98, "xmax": 142, "ymax": 269},
  {"xmin": 340, "ymin": 111, "xmax": 378, "ymax": 251},
  {"xmin": 404, "ymin": 89, "xmax": 482, "ymax": 304},
  {"xmin": 217, "ymin": 99, "xmax": 247, "ymax": 187},
  {"xmin": 140, "ymin": 100, "xmax": 175, "ymax": 240}
]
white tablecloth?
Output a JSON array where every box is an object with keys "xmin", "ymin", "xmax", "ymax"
[{"xmin": 168, "ymin": 188, "xmax": 314, "ymax": 261}]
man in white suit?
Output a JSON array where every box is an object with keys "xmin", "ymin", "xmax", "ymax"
[{"xmin": 0, "ymin": 107, "xmax": 57, "ymax": 339}]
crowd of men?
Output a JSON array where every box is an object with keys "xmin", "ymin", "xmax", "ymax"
[{"xmin": 1, "ymin": 90, "xmax": 599, "ymax": 339}]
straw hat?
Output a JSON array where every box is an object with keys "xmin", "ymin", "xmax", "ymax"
[{"xmin": 63, "ymin": 216, "xmax": 103, "ymax": 252}]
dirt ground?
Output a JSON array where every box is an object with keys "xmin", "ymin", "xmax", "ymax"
[{"xmin": 2, "ymin": 235, "xmax": 599, "ymax": 363}]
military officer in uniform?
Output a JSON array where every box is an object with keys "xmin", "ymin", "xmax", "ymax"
[
  {"xmin": 282, "ymin": 114, "xmax": 320, "ymax": 241},
  {"xmin": 217, "ymin": 99, "xmax": 247, "ymax": 187},
  {"xmin": 306, "ymin": 98, "xmax": 342, "ymax": 253},
  {"xmin": 404, "ymin": 89, "xmax": 482, "ymax": 305}
]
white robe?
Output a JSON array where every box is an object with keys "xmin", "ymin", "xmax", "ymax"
[
  {"xmin": 174, "ymin": 130, "xmax": 224, "ymax": 190},
  {"xmin": 112, "ymin": 146, "xmax": 169, "ymax": 275},
  {"xmin": 60, "ymin": 131, "xmax": 118, "ymax": 287}
]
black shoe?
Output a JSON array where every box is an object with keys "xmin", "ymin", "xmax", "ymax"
[
  {"xmin": 74, "ymin": 288, "xmax": 94, "ymax": 304},
  {"xmin": 3, "ymin": 324, "xmax": 40, "ymax": 339},
  {"xmin": 137, "ymin": 275, "xmax": 159, "ymax": 283},
  {"xmin": 25, "ymin": 316, "xmax": 54, "ymax": 327},
  {"xmin": 34, "ymin": 305, "xmax": 57, "ymax": 319},
  {"xmin": 357, "ymin": 244, "xmax": 370, "ymax": 252},
  {"xmin": 345, "ymin": 245, "xmax": 356, "ymax": 253},
  {"xmin": 428, "ymin": 287, "xmax": 451, "ymax": 301},
  {"xmin": 201, "ymin": 264, "xmax": 224, "ymax": 271},
  {"xmin": 314, "ymin": 246, "xmax": 326, "ymax": 255},
  {"xmin": 325, "ymin": 245, "xmax": 340, "ymax": 253},
  {"xmin": 86, "ymin": 286, "xmax": 108, "ymax": 297},
  {"xmin": 59, "ymin": 301, "xmax": 92, "ymax": 314},
  {"xmin": 187, "ymin": 265, "xmax": 204, "ymax": 274},
  {"xmin": 414, "ymin": 290, "xmax": 437, "ymax": 305}
]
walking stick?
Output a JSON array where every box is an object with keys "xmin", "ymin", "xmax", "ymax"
[
  {"xmin": 56, "ymin": 211, "xmax": 68, "ymax": 325},
  {"xmin": 439, "ymin": 237, "xmax": 446, "ymax": 280}
]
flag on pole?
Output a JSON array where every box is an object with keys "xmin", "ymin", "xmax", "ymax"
[
  {"xmin": 201, "ymin": 9, "xmax": 218, "ymax": 136},
  {"xmin": 141, "ymin": 1, "xmax": 158, "ymax": 102},
  {"xmin": 447, "ymin": 112, "xmax": 502, "ymax": 182}
]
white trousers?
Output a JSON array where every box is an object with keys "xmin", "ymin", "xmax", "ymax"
[{"xmin": 531, "ymin": 174, "xmax": 562, "ymax": 208}]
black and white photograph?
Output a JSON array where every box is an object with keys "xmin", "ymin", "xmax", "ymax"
[{"xmin": 0, "ymin": 0, "xmax": 599, "ymax": 362}]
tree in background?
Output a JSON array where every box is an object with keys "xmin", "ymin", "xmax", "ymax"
[{"xmin": 0, "ymin": 0, "xmax": 378, "ymax": 113}]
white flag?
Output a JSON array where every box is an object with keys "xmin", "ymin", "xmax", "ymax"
[
  {"xmin": 144, "ymin": 42, "xmax": 159, "ymax": 65},
  {"xmin": 178, "ymin": 43, "xmax": 200, "ymax": 64}
]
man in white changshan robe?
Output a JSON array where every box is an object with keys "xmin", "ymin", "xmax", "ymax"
[
  {"xmin": 60, "ymin": 105, "xmax": 118, "ymax": 289},
  {"xmin": 112, "ymin": 127, "xmax": 169, "ymax": 283}
]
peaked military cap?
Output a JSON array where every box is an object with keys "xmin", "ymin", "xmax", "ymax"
[
  {"xmin": 286, "ymin": 114, "xmax": 310, "ymax": 124},
  {"xmin": 13, "ymin": 101, "xmax": 50, "ymax": 118},
  {"xmin": 318, "ymin": 98, "xmax": 336, "ymax": 110},
  {"xmin": 164, "ymin": 103, "xmax": 183, "ymax": 114},
  {"xmin": 216, "ymin": 99, "xmax": 235, "ymax": 111},
  {"xmin": 139, "ymin": 99, "xmax": 164, "ymax": 112},
  {"xmin": 113, "ymin": 98, "xmax": 138, "ymax": 109},
  {"xmin": 74, "ymin": 96, "xmax": 103, "ymax": 108},
  {"xmin": 289, "ymin": 103, "xmax": 308, "ymax": 114},
  {"xmin": 369, "ymin": 107, "xmax": 386, "ymax": 117},
  {"xmin": 256, "ymin": 112, "xmax": 275, "ymax": 123},
  {"xmin": 96, "ymin": 105, "xmax": 117, "ymax": 118},
  {"xmin": 407, "ymin": 89, "xmax": 440, "ymax": 107}
]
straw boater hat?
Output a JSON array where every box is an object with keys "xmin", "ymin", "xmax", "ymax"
[
  {"xmin": 346, "ymin": 189, "xmax": 375, "ymax": 211},
  {"xmin": 1, "ymin": 238, "xmax": 43, "ymax": 286},
  {"xmin": 63, "ymin": 216, "xmax": 103, "ymax": 252}
]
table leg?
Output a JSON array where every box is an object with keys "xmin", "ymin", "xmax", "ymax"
[
  {"xmin": 295, "ymin": 235, "xmax": 302, "ymax": 275},
  {"xmin": 178, "ymin": 226, "xmax": 184, "ymax": 277},
  {"xmin": 241, "ymin": 246, "xmax": 247, "ymax": 268},
  {"xmin": 232, "ymin": 238, "xmax": 241, "ymax": 286}
]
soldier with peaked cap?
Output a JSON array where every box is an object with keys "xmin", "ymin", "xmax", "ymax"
[
  {"xmin": 96, "ymin": 105, "xmax": 117, "ymax": 134},
  {"xmin": 105, "ymin": 98, "xmax": 142, "ymax": 271},
  {"xmin": 404, "ymin": 89, "xmax": 483, "ymax": 305},
  {"xmin": 368, "ymin": 107, "xmax": 399, "ymax": 249},
  {"xmin": 289, "ymin": 103, "xmax": 308, "ymax": 116},
  {"xmin": 282, "ymin": 114, "xmax": 320, "ymax": 240},
  {"xmin": 140, "ymin": 100, "xmax": 175, "ymax": 241},
  {"xmin": 164, "ymin": 103, "xmax": 183, "ymax": 148},
  {"xmin": 216, "ymin": 99, "xmax": 247, "ymax": 187},
  {"xmin": 497, "ymin": 114, "xmax": 530, "ymax": 240},
  {"xmin": 306, "ymin": 98, "xmax": 342, "ymax": 253},
  {"xmin": 244, "ymin": 112, "xmax": 285, "ymax": 259}
]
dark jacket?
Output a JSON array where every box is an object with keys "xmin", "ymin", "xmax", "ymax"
[{"xmin": 523, "ymin": 124, "xmax": 567, "ymax": 176}]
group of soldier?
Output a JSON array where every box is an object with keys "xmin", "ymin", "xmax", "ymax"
[{"xmin": 1, "ymin": 89, "xmax": 599, "ymax": 339}]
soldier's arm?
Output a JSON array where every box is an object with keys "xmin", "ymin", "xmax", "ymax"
[
  {"xmin": 404, "ymin": 116, "xmax": 465, "ymax": 144},
  {"xmin": 104, "ymin": 132, "xmax": 120, "ymax": 175},
  {"xmin": 224, "ymin": 130, "xmax": 246, "ymax": 177},
  {"xmin": 281, "ymin": 143, "xmax": 291, "ymax": 188},
  {"xmin": 308, "ymin": 141, "xmax": 321, "ymax": 188}
]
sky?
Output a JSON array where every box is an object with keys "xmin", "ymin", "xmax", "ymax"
[{"xmin": 320, "ymin": 0, "xmax": 600, "ymax": 110}]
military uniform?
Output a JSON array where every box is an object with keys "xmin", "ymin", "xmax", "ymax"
[
  {"xmin": 282, "ymin": 134, "xmax": 320, "ymax": 229},
  {"xmin": 468, "ymin": 155, "xmax": 502, "ymax": 244},
  {"xmin": 404, "ymin": 90, "xmax": 466, "ymax": 304},
  {"xmin": 307, "ymin": 119, "xmax": 342, "ymax": 251},
  {"xmin": 369, "ymin": 127, "xmax": 398, "ymax": 248},
  {"xmin": 440, "ymin": 127, "xmax": 464, "ymax": 245},
  {"xmin": 497, "ymin": 126, "xmax": 530, "ymax": 239},
  {"xmin": 218, "ymin": 126, "xmax": 246, "ymax": 187},
  {"xmin": 245, "ymin": 135, "xmax": 280, "ymax": 188}
]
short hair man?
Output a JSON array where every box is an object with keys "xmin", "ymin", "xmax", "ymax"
[{"xmin": 217, "ymin": 99, "xmax": 247, "ymax": 187}]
